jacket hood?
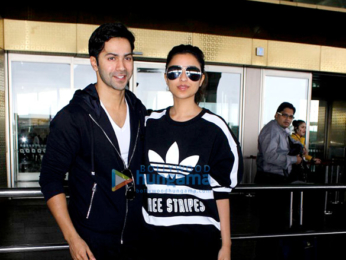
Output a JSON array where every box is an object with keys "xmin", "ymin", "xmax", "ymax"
[{"xmin": 69, "ymin": 83, "xmax": 140, "ymax": 119}]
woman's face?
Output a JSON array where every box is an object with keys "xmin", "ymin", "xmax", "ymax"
[
  {"xmin": 297, "ymin": 122, "xmax": 306, "ymax": 136},
  {"xmin": 164, "ymin": 53, "xmax": 205, "ymax": 102}
]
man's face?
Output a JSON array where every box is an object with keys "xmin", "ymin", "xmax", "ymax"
[
  {"xmin": 90, "ymin": 37, "xmax": 133, "ymax": 91},
  {"xmin": 275, "ymin": 108, "xmax": 294, "ymax": 128}
]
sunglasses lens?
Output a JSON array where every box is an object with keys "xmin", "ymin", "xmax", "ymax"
[
  {"xmin": 122, "ymin": 169, "xmax": 136, "ymax": 200},
  {"xmin": 125, "ymin": 180, "xmax": 135, "ymax": 200},
  {"xmin": 166, "ymin": 66, "xmax": 182, "ymax": 80},
  {"xmin": 186, "ymin": 67, "xmax": 202, "ymax": 81},
  {"xmin": 126, "ymin": 183, "xmax": 135, "ymax": 200},
  {"xmin": 166, "ymin": 66, "xmax": 202, "ymax": 81}
]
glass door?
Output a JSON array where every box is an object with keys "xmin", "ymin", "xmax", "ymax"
[
  {"xmin": 261, "ymin": 70, "xmax": 312, "ymax": 143},
  {"xmin": 8, "ymin": 54, "xmax": 96, "ymax": 186},
  {"xmin": 131, "ymin": 62, "xmax": 172, "ymax": 110},
  {"xmin": 203, "ymin": 65, "xmax": 243, "ymax": 139}
]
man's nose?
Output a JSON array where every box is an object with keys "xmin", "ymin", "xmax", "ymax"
[{"xmin": 116, "ymin": 59, "xmax": 125, "ymax": 71}]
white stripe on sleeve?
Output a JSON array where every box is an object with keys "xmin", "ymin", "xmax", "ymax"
[
  {"xmin": 202, "ymin": 112, "xmax": 239, "ymax": 189},
  {"xmin": 145, "ymin": 110, "xmax": 166, "ymax": 126}
]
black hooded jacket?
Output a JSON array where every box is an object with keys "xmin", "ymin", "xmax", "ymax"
[{"xmin": 39, "ymin": 84, "xmax": 146, "ymax": 245}]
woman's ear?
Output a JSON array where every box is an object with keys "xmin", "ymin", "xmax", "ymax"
[{"xmin": 200, "ymin": 74, "xmax": 206, "ymax": 86}]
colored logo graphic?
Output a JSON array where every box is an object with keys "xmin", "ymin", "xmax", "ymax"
[
  {"xmin": 112, "ymin": 169, "xmax": 132, "ymax": 192},
  {"xmin": 148, "ymin": 142, "xmax": 199, "ymax": 179}
]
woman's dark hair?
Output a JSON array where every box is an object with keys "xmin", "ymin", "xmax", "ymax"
[
  {"xmin": 166, "ymin": 44, "xmax": 207, "ymax": 104},
  {"xmin": 292, "ymin": 120, "xmax": 305, "ymax": 132},
  {"xmin": 89, "ymin": 22, "xmax": 135, "ymax": 62}
]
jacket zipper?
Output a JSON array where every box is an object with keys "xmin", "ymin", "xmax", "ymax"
[
  {"xmin": 121, "ymin": 199, "xmax": 129, "ymax": 244},
  {"xmin": 86, "ymin": 183, "xmax": 97, "ymax": 219},
  {"xmin": 89, "ymin": 114, "xmax": 140, "ymax": 244}
]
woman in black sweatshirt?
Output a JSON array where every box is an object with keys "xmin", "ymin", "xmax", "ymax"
[{"xmin": 142, "ymin": 44, "xmax": 243, "ymax": 260}]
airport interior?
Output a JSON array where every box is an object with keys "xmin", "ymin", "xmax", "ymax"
[{"xmin": 1, "ymin": 0, "xmax": 346, "ymax": 259}]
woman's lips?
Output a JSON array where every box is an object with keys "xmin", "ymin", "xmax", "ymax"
[{"xmin": 177, "ymin": 85, "xmax": 188, "ymax": 91}]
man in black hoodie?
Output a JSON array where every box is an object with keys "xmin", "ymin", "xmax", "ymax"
[{"xmin": 39, "ymin": 23, "xmax": 146, "ymax": 260}]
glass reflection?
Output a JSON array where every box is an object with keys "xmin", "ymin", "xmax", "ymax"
[{"xmin": 11, "ymin": 60, "xmax": 96, "ymax": 183}]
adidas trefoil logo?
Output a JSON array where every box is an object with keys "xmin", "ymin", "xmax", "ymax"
[{"xmin": 148, "ymin": 142, "xmax": 199, "ymax": 179}]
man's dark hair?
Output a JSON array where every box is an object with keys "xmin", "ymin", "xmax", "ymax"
[
  {"xmin": 276, "ymin": 102, "xmax": 296, "ymax": 114},
  {"xmin": 88, "ymin": 22, "xmax": 135, "ymax": 60}
]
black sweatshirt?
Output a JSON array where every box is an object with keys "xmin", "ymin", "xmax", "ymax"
[{"xmin": 142, "ymin": 107, "xmax": 243, "ymax": 235}]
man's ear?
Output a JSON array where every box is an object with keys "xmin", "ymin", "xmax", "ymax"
[{"xmin": 90, "ymin": 56, "xmax": 98, "ymax": 72}]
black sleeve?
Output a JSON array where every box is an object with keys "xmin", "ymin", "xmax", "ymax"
[
  {"xmin": 39, "ymin": 108, "xmax": 82, "ymax": 201},
  {"xmin": 209, "ymin": 125, "xmax": 243, "ymax": 200}
]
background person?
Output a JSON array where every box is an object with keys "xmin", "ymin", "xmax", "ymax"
[
  {"xmin": 256, "ymin": 102, "xmax": 302, "ymax": 184},
  {"xmin": 291, "ymin": 120, "xmax": 321, "ymax": 164},
  {"xmin": 254, "ymin": 102, "xmax": 303, "ymax": 259},
  {"xmin": 142, "ymin": 44, "xmax": 243, "ymax": 260}
]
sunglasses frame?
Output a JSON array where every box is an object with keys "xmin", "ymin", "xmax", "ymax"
[
  {"xmin": 166, "ymin": 65, "xmax": 203, "ymax": 82},
  {"xmin": 277, "ymin": 112, "xmax": 295, "ymax": 120}
]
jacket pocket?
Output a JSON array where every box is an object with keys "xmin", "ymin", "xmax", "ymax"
[{"xmin": 86, "ymin": 183, "xmax": 97, "ymax": 219}]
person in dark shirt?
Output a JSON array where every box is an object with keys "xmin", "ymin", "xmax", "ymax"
[
  {"xmin": 39, "ymin": 23, "xmax": 146, "ymax": 260},
  {"xmin": 142, "ymin": 44, "xmax": 243, "ymax": 260}
]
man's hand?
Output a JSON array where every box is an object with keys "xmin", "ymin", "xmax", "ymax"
[
  {"xmin": 46, "ymin": 194, "xmax": 96, "ymax": 260},
  {"xmin": 68, "ymin": 235, "xmax": 96, "ymax": 260},
  {"xmin": 296, "ymin": 155, "xmax": 302, "ymax": 164}
]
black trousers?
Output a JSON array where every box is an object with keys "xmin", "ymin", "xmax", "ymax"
[
  {"xmin": 254, "ymin": 171, "xmax": 289, "ymax": 185},
  {"xmin": 254, "ymin": 171, "xmax": 292, "ymax": 260},
  {"xmin": 142, "ymin": 228, "xmax": 222, "ymax": 260},
  {"xmin": 75, "ymin": 226, "xmax": 143, "ymax": 260}
]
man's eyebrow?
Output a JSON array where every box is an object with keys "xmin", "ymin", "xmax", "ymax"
[{"xmin": 105, "ymin": 52, "xmax": 133, "ymax": 56}]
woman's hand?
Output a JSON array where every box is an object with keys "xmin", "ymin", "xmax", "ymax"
[
  {"xmin": 218, "ymin": 244, "xmax": 231, "ymax": 260},
  {"xmin": 313, "ymin": 158, "xmax": 321, "ymax": 164},
  {"xmin": 216, "ymin": 199, "xmax": 232, "ymax": 260}
]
